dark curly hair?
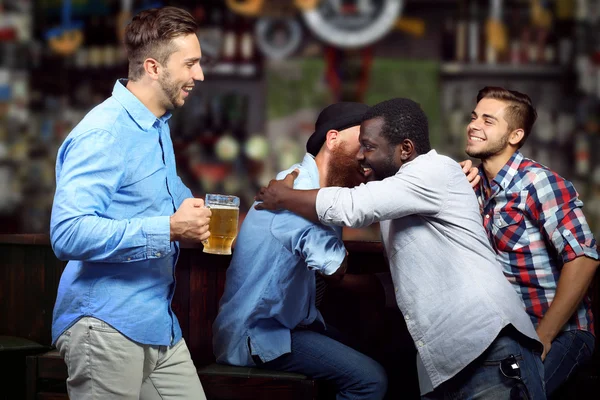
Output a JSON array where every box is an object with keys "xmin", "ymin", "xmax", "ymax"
[
  {"xmin": 362, "ymin": 98, "xmax": 431, "ymax": 155},
  {"xmin": 125, "ymin": 7, "xmax": 198, "ymax": 81}
]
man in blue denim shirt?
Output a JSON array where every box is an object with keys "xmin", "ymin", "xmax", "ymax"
[
  {"xmin": 50, "ymin": 7, "xmax": 210, "ymax": 399},
  {"xmin": 213, "ymin": 102, "xmax": 387, "ymax": 400}
]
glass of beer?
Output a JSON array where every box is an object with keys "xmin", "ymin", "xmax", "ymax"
[{"xmin": 203, "ymin": 194, "xmax": 240, "ymax": 255}]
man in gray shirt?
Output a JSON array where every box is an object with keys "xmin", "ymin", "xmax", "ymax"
[{"xmin": 255, "ymin": 98, "xmax": 546, "ymax": 399}]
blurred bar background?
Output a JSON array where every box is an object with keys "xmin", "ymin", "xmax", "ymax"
[{"xmin": 0, "ymin": 0, "xmax": 599, "ymax": 241}]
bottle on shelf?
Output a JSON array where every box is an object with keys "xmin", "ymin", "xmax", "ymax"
[
  {"xmin": 555, "ymin": 0, "xmax": 575, "ymax": 66},
  {"xmin": 220, "ymin": 10, "xmax": 238, "ymax": 75},
  {"xmin": 238, "ymin": 16, "xmax": 258, "ymax": 77},
  {"xmin": 467, "ymin": 0, "xmax": 481, "ymax": 64},
  {"xmin": 485, "ymin": 0, "xmax": 506, "ymax": 65},
  {"xmin": 455, "ymin": 0, "xmax": 468, "ymax": 63},
  {"xmin": 519, "ymin": 6, "xmax": 534, "ymax": 64},
  {"xmin": 509, "ymin": 7, "xmax": 523, "ymax": 64}
]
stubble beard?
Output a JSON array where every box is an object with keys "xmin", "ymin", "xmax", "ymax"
[{"xmin": 466, "ymin": 131, "xmax": 511, "ymax": 160}]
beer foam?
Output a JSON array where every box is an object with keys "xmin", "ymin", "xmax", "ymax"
[{"xmin": 208, "ymin": 205, "xmax": 238, "ymax": 210}]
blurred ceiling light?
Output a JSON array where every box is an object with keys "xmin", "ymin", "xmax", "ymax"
[{"xmin": 302, "ymin": 0, "xmax": 403, "ymax": 49}]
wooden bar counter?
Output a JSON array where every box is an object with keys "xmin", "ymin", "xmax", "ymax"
[
  {"xmin": 0, "ymin": 235, "xmax": 391, "ymax": 366},
  {"xmin": 1, "ymin": 234, "xmax": 597, "ymax": 399}
]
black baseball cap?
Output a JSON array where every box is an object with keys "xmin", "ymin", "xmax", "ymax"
[{"xmin": 306, "ymin": 102, "xmax": 369, "ymax": 157}]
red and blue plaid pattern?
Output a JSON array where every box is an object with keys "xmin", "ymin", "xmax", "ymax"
[{"xmin": 476, "ymin": 151, "xmax": 598, "ymax": 334}]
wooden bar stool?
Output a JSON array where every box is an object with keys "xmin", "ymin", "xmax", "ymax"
[
  {"xmin": 25, "ymin": 349, "xmax": 68, "ymax": 400},
  {"xmin": 0, "ymin": 336, "xmax": 49, "ymax": 400},
  {"xmin": 198, "ymin": 363, "xmax": 325, "ymax": 400},
  {"xmin": 25, "ymin": 354, "xmax": 327, "ymax": 400}
]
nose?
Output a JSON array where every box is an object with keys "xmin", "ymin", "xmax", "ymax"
[
  {"xmin": 356, "ymin": 147, "xmax": 365, "ymax": 161},
  {"xmin": 468, "ymin": 118, "xmax": 481, "ymax": 132},
  {"xmin": 193, "ymin": 63, "xmax": 204, "ymax": 81}
]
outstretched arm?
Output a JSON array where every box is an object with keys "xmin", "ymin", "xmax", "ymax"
[
  {"xmin": 257, "ymin": 159, "xmax": 447, "ymax": 228},
  {"xmin": 255, "ymin": 169, "xmax": 320, "ymax": 222}
]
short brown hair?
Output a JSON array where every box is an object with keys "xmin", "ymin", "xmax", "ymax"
[
  {"xmin": 124, "ymin": 7, "xmax": 198, "ymax": 81},
  {"xmin": 477, "ymin": 86, "xmax": 537, "ymax": 148}
]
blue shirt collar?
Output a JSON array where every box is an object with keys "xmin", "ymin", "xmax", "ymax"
[
  {"xmin": 112, "ymin": 79, "xmax": 172, "ymax": 131},
  {"xmin": 299, "ymin": 153, "xmax": 321, "ymax": 189}
]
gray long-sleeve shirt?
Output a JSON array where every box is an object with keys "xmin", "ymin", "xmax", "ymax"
[{"xmin": 316, "ymin": 150, "xmax": 540, "ymax": 393}]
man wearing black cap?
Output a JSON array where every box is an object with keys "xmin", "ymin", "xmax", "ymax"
[{"xmin": 212, "ymin": 102, "xmax": 387, "ymax": 400}]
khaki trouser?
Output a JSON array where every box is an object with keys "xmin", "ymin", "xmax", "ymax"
[{"xmin": 55, "ymin": 317, "xmax": 206, "ymax": 400}]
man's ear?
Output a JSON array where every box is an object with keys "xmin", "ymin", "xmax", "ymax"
[
  {"xmin": 508, "ymin": 128, "xmax": 525, "ymax": 146},
  {"xmin": 398, "ymin": 139, "xmax": 415, "ymax": 162},
  {"xmin": 143, "ymin": 58, "xmax": 161, "ymax": 80},
  {"xmin": 324, "ymin": 129, "xmax": 339, "ymax": 151}
]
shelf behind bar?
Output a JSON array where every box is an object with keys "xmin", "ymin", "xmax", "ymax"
[{"xmin": 440, "ymin": 63, "xmax": 573, "ymax": 78}]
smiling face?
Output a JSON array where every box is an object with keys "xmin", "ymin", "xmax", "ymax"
[
  {"xmin": 157, "ymin": 33, "xmax": 204, "ymax": 110},
  {"xmin": 357, "ymin": 117, "xmax": 402, "ymax": 181},
  {"xmin": 465, "ymin": 98, "xmax": 514, "ymax": 160},
  {"xmin": 326, "ymin": 125, "xmax": 367, "ymax": 187}
]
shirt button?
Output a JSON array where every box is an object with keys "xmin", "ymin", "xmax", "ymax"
[
  {"xmin": 563, "ymin": 230, "xmax": 571, "ymax": 236},
  {"xmin": 485, "ymin": 214, "xmax": 490, "ymax": 219},
  {"xmin": 156, "ymin": 252, "xmax": 161, "ymax": 257},
  {"xmin": 127, "ymin": 257, "xmax": 131, "ymax": 261},
  {"xmin": 417, "ymin": 340, "xmax": 424, "ymax": 347},
  {"xmin": 395, "ymin": 287, "xmax": 399, "ymax": 293},
  {"xmin": 497, "ymin": 220, "xmax": 502, "ymax": 226},
  {"xmin": 404, "ymin": 315, "xmax": 410, "ymax": 321}
]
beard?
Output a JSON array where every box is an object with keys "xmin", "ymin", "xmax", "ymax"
[
  {"xmin": 465, "ymin": 130, "xmax": 510, "ymax": 159},
  {"xmin": 377, "ymin": 156, "xmax": 400, "ymax": 180},
  {"xmin": 158, "ymin": 69, "xmax": 183, "ymax": 110},
  {"xmin": 326, "ymin": 143, "xmax": 365, "ymax": 188}
]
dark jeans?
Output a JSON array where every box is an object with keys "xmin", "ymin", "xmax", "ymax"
[
  {"xmin": 544, "ymin": 329, "xmax": 595, "ymax": 397},
  {"xmin": 254, "ymin": 324, "xmax": 388, "ymax": 400},
  {"xmin": 423, "ymin": 327, "xmax": 546, "ymax": 400}
]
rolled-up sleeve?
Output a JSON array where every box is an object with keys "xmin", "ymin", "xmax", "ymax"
[
  {"xmin": 50, "ymin": 130, "xmax": 171, "ymax": 262},
  {"xmin": 296, "ymin": 225, "xmax": 346, "ymax": 276},
  {"xmin": 525, "ymin": 171, "xmax": 599, "ymax": 264},
  {"xmin": 271, "ymin": 212, "xmax": 346, "ymax": 276}
]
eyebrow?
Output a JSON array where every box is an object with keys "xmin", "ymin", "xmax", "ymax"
[
  {"xmin": 471, "ymin": 111, "xmax": 498, "ymax": 121},
  {"xmin": 183, "ymin": 57, "xmax": 200, "ymax": 63}
]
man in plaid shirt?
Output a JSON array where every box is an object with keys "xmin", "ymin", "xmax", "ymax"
[{"xmin": 463, "ymin": 86, "xmax": 599, "ymax": 396}]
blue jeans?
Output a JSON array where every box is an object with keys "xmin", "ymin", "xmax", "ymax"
[
  {"xmin": 254, "ymin": 325, "xmax": 387, "ymax": 400},
  {"xmin": 423, "ymin": 327, "xmax": 546, "ymax": 400},
  {"xmin": 544, "ymin": 329, "xmax": 595, "ymax": 397}
]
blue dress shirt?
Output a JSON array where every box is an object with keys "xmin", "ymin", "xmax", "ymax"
[
  {"xmin": 50, "ymin": 79, "xmax": 192, "ymax": 346},
  {"xmin": 212, "ymin": 154, "xmax": 347, "ymax": 366}
]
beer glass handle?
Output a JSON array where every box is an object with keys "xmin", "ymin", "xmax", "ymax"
[{"xmin": 202, "ymin": 203, "xmax": 210, "ymax": 244}]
